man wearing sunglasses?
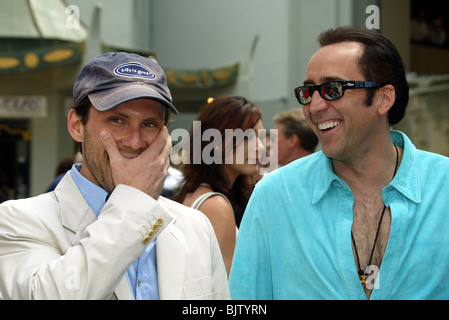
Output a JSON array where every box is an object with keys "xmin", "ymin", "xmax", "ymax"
[{"xmin": 230, "ymin": 26, "xmax": 449, "ymax": 299}]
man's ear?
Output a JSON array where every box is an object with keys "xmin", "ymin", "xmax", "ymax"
[
  {"xmin": 288, "ymin": 133, "xmax": 300, "ymax": 148},
  {"xmin": 376, "ymin": 84, "xmax": 396, "ymax": 117},
  {"xmin": 67, "ymin": 109, "xmax": 84, "ymax": 143}
]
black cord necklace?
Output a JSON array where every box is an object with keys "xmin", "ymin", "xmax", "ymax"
[{"xmin": 351, "ymin": 145, "xmax": 399, "ymax": 289}]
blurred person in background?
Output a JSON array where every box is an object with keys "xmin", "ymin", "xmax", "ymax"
[
  {"xmin": 272, "ymin": 108, "xmax": 318, "ymax": 167},
  {"xmin": 175, "ymin": 96, "xmax": 264, "ymax": 275},
  {"xmin": 0, "ymin": 171, "xmax": 11, "ymax": 204},
  {"xmin": 46, "ymin": 153, "xmax": 82, "ymax": 192}
]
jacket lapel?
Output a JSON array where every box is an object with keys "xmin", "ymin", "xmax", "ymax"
[
  {"xmin": 54, "ymin": 173, "xmax": 97, "ymax": 245},
  {"xmin": 54, "ymin": 173, "xmax": 133, "ymax": 300},
  {"xmin": 156, "ymin": 220, "xmax": 186, "ymax": 299}
]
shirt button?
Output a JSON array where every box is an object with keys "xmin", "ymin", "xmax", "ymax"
[{"xmin": 137, "ymin": 280, "xmax": 142, "ymax": 287}]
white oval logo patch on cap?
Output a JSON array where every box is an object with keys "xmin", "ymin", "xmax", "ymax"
[{"xmin": 114, "ymin": 62, "xmax": 157, "ymax": 80}]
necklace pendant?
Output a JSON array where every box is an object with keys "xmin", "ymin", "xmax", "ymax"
[{"xmin": 360, "ymin": 275, "xmax": 367, "ymax": 288}]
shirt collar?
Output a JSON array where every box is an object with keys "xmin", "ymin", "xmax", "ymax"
[
  {"xmin": 70, "ymin": 164, "xmax": 109, "ymax": 217},
  {"xmin": 312, "ymin": 130, "xmax": 421, "ymax": 204},
  {"xmin": 389, "ymin": 130, "xmax": 421, "ymax": 203},
  {"xmin": 312, "ymin": 152, "xmax": 337, "ymax": 204}
]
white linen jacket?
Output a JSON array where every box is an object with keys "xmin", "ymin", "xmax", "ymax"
[{"xmin": 0, "ymin": 173, "xmax": 230, "ymax": 300}]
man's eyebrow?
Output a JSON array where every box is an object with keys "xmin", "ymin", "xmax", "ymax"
[
  {"xmin": 303, "ymin": 79, "xmax": 315, "ymax": 86},
  {"xmin": 303, "ymin": 76, "xmax": 345, "ymax": 86},
  {"xmin": 109, "ymin": 110, "xmax": 129, "ymax": 118}
]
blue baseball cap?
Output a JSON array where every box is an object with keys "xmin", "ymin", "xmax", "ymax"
[{"xmin": 73, "ymin": 52, "xmax": 178, "ymax": 115}]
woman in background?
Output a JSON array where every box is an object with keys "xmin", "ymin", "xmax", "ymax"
[{"xmin": 175, "ymin": 96, "xmax": 264, "ymax": 276}]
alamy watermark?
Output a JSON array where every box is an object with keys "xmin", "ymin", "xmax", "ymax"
[
  {"xmin": 65, "ymin": 5, "xmax": 81, "ymax": 30},
  {"xmin": 364, "ymin": 265, "xmax": 381, "ymax": 290},
  {"xmin": 64, "ymin": 4, "xmax": 380, "ymax": 31},
  {"xmin": 365, "ymin": 5, "xmax": 380, "ymax": 30},
  {"xmin": 170, "ymin": 123, "xmax": 278, "ymax": 174},
  {"xmin": 65, "ymin": 265, "xmax": 80, "ymax": 290}
]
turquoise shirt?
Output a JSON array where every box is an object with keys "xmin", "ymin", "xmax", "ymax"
[
  {"xmin": 70, "ymin": 164, "xmax": 159, "ymax": 300},
  {"xmin": 229, "ymin": 131, "xmax": 449, "ymax": 299}
]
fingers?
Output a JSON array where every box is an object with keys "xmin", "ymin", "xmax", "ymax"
[
  {"xmin": 100, "ymin": 131, "xmax": 120, "ymax": 161},
  {"xmin": 138, "ymin": 126, "xmax": 172, "ymax": 167},
  {"xmin": 161, "ymin": 127, "xmax": 173, "ymax": 160},
  {"xmin": 100, "ymin": 127, "xmax": 172, "ymax": 199},
  {"xmin": 144, "ymin": 126, "xmax": 171, "ymax": 158}
]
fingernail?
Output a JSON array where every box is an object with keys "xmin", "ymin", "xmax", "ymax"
[{"xmin": 100, "ymin": 131, "xmax": 109, "ymax": 140}]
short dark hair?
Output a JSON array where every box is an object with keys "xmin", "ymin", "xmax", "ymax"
[
  {"xmin": 72, "ymin": 97, "xmax": 91, "ymax": 126},
  {"xmin": 318, "ymin": 26, "xmax": 409, "ymax": 125}
]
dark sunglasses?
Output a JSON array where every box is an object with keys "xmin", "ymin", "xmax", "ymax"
[{"xmin": 294, "ymin": 80, "xmax": 386, "ymax": 105}]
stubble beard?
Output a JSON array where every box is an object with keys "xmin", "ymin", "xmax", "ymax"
[{"xmin": 82, "ymin": 129, "xmax": 116, "ymax": 194}]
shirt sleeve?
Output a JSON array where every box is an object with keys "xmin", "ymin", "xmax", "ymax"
[{"xmin": 229, "ymin": 185, "xmax": 273, "ymax": 299}]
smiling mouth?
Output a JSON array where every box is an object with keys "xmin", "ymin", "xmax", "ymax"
[{"xmin": 318, "ymin": 120, "xmax": 341, "ymax": 131}]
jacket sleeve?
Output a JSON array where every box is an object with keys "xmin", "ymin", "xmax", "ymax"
[{"xmin": 0, "ymin": 184, "xmax": 172, "ymax": 300}]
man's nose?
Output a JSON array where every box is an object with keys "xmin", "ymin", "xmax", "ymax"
[
  {"xmin": 308, "ymin": 90, "xmax": 329, "ymax": 114},
  {"xmin": 121, "ymin": 128, "xmax": 147, "ymax": 151}
]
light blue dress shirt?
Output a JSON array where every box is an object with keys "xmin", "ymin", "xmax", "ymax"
[
  {"xmin": 230, "ymin": 131, "xmax": 449, "ymax": 299},
  {"xmin": 70, "ymin": 164, "xmax": 159, "ymax": 300}
]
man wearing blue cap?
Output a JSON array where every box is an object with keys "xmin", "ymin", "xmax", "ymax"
[{"xmin": 0, "ymin": 52, "xmax": 230, "ymax": 300}]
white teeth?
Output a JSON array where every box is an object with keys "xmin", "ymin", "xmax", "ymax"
[{"xmin": 318, "ymin": 121, "xmax": 340, "ymax": 130}]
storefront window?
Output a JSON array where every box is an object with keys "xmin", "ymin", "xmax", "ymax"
[{"xmin": 0, "ymin": 120, "xmax": 30, "ymax": 202}]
